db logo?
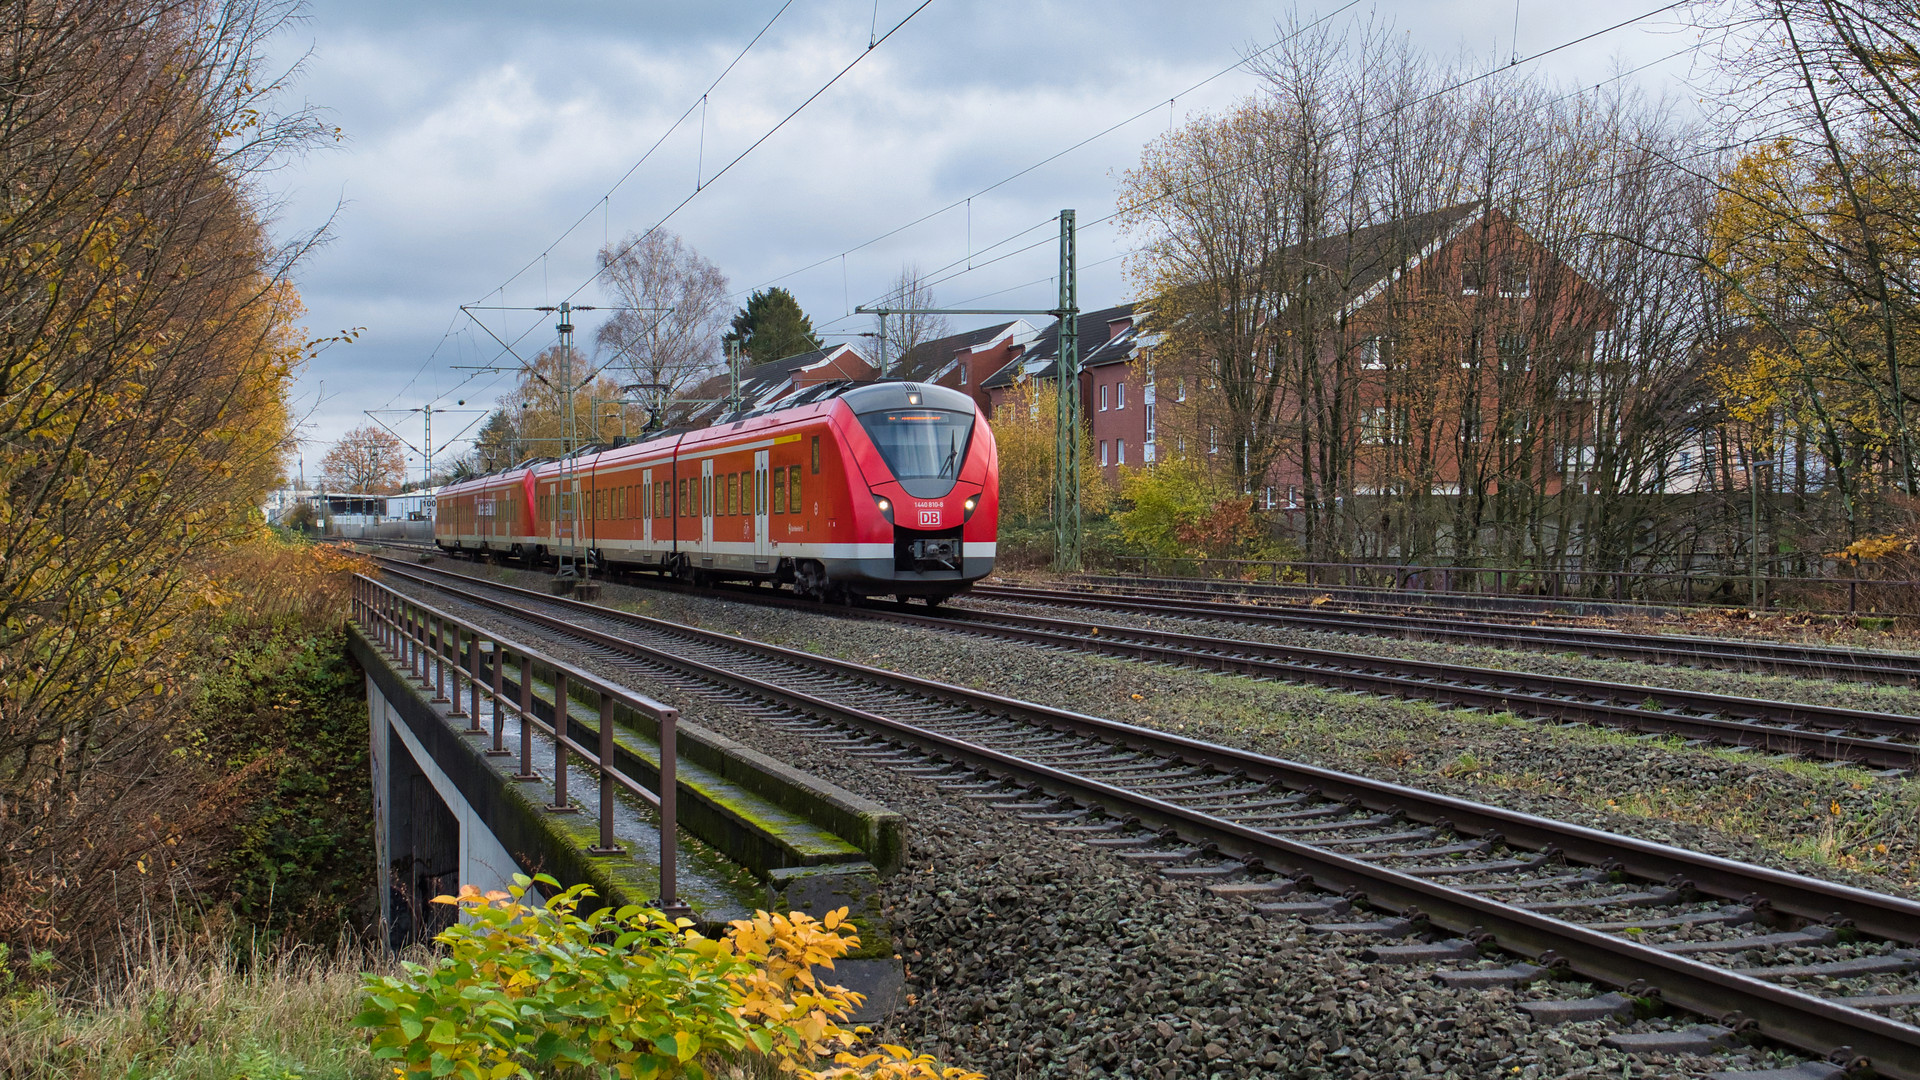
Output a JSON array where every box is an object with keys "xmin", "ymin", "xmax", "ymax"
[{"xmin": 917, "ymin": 509, "xmax": 941, "ymax": 526}]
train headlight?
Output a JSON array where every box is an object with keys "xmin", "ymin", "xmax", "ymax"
[
  {"xmin": 873, "ymin": 495, "xmax": 894, "ymax": 522},
  {"xmin": 962, "ymin": 495, "xmax": 978, "ymax": 521}
]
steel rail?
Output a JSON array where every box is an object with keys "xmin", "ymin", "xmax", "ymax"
[
  {"xmin": 371, "ymin": 554, "xmax": 1920, "ymax": 771},
  {"xmin": 377, "ymin": 561, "xmax": 1920, "ymax": 1078},
  {"xmin": 1070, "ymin": 570, "xmax": 1682, "ymax": 618},
  {"xmin": 972, "ymin": 582, "xmax": 1920, "ymax": 682},
  {"xmin": 895, "ymin": 605, "xmax": 1920, "ymax": 771}
]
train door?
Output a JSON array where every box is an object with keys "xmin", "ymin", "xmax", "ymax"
[
  {"xmin": 642, "ymin": 471, "xmax": 653, "ymax": 547},
  {"xmin": 752, "ymin": 450, "xmax": 770, "ymax": 564},
  {"xmin": 700, "ymin": 458, "xmax": 714, "ymax": 551}
]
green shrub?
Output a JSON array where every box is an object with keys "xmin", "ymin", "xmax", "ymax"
[
  {"xmin": 191, "ymin": 627, "xmax": 373, "ymax": 943},
  {"xmin": 356, "ymin": 875, "xmax": 977, "ymax": 1080},
  {"xmin": 1112, "ymin": 456, "xmax": 1301, "ymax": 565}
]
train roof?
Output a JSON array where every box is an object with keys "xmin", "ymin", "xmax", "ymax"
[{"xmin": 440, "ymin": 380, "xmax": 981, "ymax": 492}]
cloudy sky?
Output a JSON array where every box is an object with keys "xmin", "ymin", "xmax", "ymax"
[{"xmin": 271, "ymin": 0, "xmax": 1705, "ymax": 480}]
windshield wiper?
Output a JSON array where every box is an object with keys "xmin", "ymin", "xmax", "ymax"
[{"xmin": 938, "ymin": 430, "xmax": 958, "ymax": 477}]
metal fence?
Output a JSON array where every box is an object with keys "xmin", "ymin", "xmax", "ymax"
[
  {"xmin": 351, "ymin": 574, "xmax": 685, "ymax": 910},
  {"xmin": 1105, "ymin": 556, "xmax": 1920, "ymax": 616}
]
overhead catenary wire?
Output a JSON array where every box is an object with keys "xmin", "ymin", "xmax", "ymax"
[
  {"xmin": 439, "ymin": 0, "xmax": 937, "ymax": 448},
  {"xmin": 554, "ymin": 0, "xmax": 940, "ymax": 307},
  {"xmin": 732, "ymin": 0, "xmax": 1366, "ymax": 303},
  {"xmin": 477, "ymin": 0, "xmax": 799, "ymax": 305},
  {"xmin": 439, "ymin": 3, "xmax": 1700, "ymax": 460},
  {"xmin": 859, "ymin": 10, "xmax": 1704, "ymax": 315}
]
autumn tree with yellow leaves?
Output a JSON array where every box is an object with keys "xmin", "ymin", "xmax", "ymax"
[
  {"xmin": 990, "ymin": 377, "xmax": 1111, "ymax": 527},
  {"xmin": 0, "ymin": 0, "xmax": 325, "ymax": 953},
  {"xmin": 1701, "ymin": 0, "xmax": 1920, "ymax": 544}
]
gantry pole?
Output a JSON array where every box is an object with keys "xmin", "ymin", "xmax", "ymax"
[{"xmin": 1053, "ymin": 209, "xmax": 1081, "ymax": 572}]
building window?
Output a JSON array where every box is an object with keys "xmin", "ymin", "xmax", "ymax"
[
  {"xmin": 1207, "ymin": 426, "xmax": 1217, "ymax": 455},
  {"xmin": 1115, "ymin": 382, "xmax": 1126, "ymax": 409},
  {"xmin": 1361, "ymin": 406, "xmax": 1397, "ymax": 445},
  {"xmin": 1144, "ymin": 402, "xmax": 1156, "ymax": 439},
  {"xmin": 1499, "ymin": 265, "xmax": 1531, "ymax": 298},
  {"xmin": 1263, "ymin": 486, "xmax": 1275, "ymax": 509},
  {"xmin": 958, "ymin": 363, "xmax": 968, "ymax": 385},
  {"xmin": 1360, "ymin": 336, "xmax": 1385, "ymax": 370},
  {"xmin": 1116, "ymin": 439, "xmax": 1126, "ymax": 465},
  {"xmin": 1177, "ymin": 377, "xmax": 1187, "ymax": 402},
  {"xmin": 1497, "ymin": 333, "xmax": 1529, "ymax": 372},
  {"xmin": 1462, "ymin": 260, "xmax": 1485, "ymax": 296},
  {"xmin": 1099, "ymin": 440, "xmax": 1109, "ymax": 466},
  {"xmin": 1099, "ymin": 384, "xmax": 1109, "ymax": 411}
]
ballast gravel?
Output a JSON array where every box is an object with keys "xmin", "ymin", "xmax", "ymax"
[{"xmin": 383, "ymin": 560, "xmax": 1897, "ymax": 1076}]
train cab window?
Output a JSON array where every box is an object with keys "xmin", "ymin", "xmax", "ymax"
[
  {"xmin": 772, "ymin": 470, "xmax": 787, "ymax": 514},
  {"xmin": 788, "ymin": 465, "xmax": 802, "ymax": 514},
  {"xmin": 856, "ymin": 407, "xmax": 974, "ymax": 493},
  {"xmin": 811, "ymin": 435, "xmax": 820, "ymax": 474}
]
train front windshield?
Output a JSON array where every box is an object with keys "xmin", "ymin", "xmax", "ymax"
[{"xmin": 859, "ymin": 409, "xmax": 974, "ymax": 487}]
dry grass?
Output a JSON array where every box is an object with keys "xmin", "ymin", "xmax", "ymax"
[{"xmin": 0, "ymin": 926, "xmax": 387, "ymax": 1080}]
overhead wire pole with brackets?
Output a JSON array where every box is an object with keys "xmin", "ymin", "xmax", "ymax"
[
  {"xmin": 365, "ymin": 405, "xmax": 488, "ymax": 490},
  {"xmin": 859, "ymin": 209, "xmax": 1082, "ymax": 571},
  {"xmin": 456, "ymin": 302, "xmax": 680, "ymax": 584}
]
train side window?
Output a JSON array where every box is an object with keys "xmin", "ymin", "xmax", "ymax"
[
  {"xmin": 728, "ymin": 473, "xmax": 740, "ymax": 516},
  {"xmin": 772, "ymin": 468, "xmax": 787, "ymax": 514},
  {"xmin": 789, "ymin": 465, "xmax": 801, "ymax": 513},
  {"xmin": 810, "ymin": 435, "xmax": 820, "ymax": 474},
  {"xmin": 678, "ymin": 478, "xmax": 688, "ymax": 517}
]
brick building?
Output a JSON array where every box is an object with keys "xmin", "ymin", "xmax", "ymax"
[
  {"xmin": 888, "ymin": 320, "xmax": 1040, "ymax": 415},
  {"xmin": 979, "ymin": 204, "xmax": 1613, "ymax": 505},
  {"xmin": 979, "ymin": 303, "xmax": 1155, "ymax": 483}
]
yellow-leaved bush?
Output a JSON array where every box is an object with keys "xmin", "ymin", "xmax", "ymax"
[{"xmin": 356, "ymin": 874, "xmax": 979, "ymax": 1080}]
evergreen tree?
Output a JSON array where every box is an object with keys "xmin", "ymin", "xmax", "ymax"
[{"xmin": 730, "ymin": 287, "xmax": 822, "ymax": 364}]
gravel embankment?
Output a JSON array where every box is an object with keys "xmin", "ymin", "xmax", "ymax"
[{"xmin": 387, "ymin": 570, "xmax": 1821, "ymax": 1078}]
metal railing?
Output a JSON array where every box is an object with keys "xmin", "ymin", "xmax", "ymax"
[
  {"xmin": 351, "ymin": 574, "xmax": 685, "ymax": 912},
  {"xmin": 1104, "ymin": 555, "xmax": 1920, "ymax": 616}
]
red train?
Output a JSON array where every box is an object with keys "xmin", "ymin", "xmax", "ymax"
[{"xmin": 432, "ymin": 382, "xmax": 998, "ymax": 604}]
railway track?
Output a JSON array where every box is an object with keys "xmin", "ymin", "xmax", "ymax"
[
  {"xmin": 372, "ymin": 561, "xmax": 1920, "ymax": 1079},
  {"xmin": 1065, "ymin": 570, "xmax": 1693, "ymax": 620},
  {"xmin": 376, "ymin": 553, "xmax": 1920, "ymax": 773},
  {"xmin": 970, "ymin": 581, "xmax": 1920, "ymax": 684}
]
